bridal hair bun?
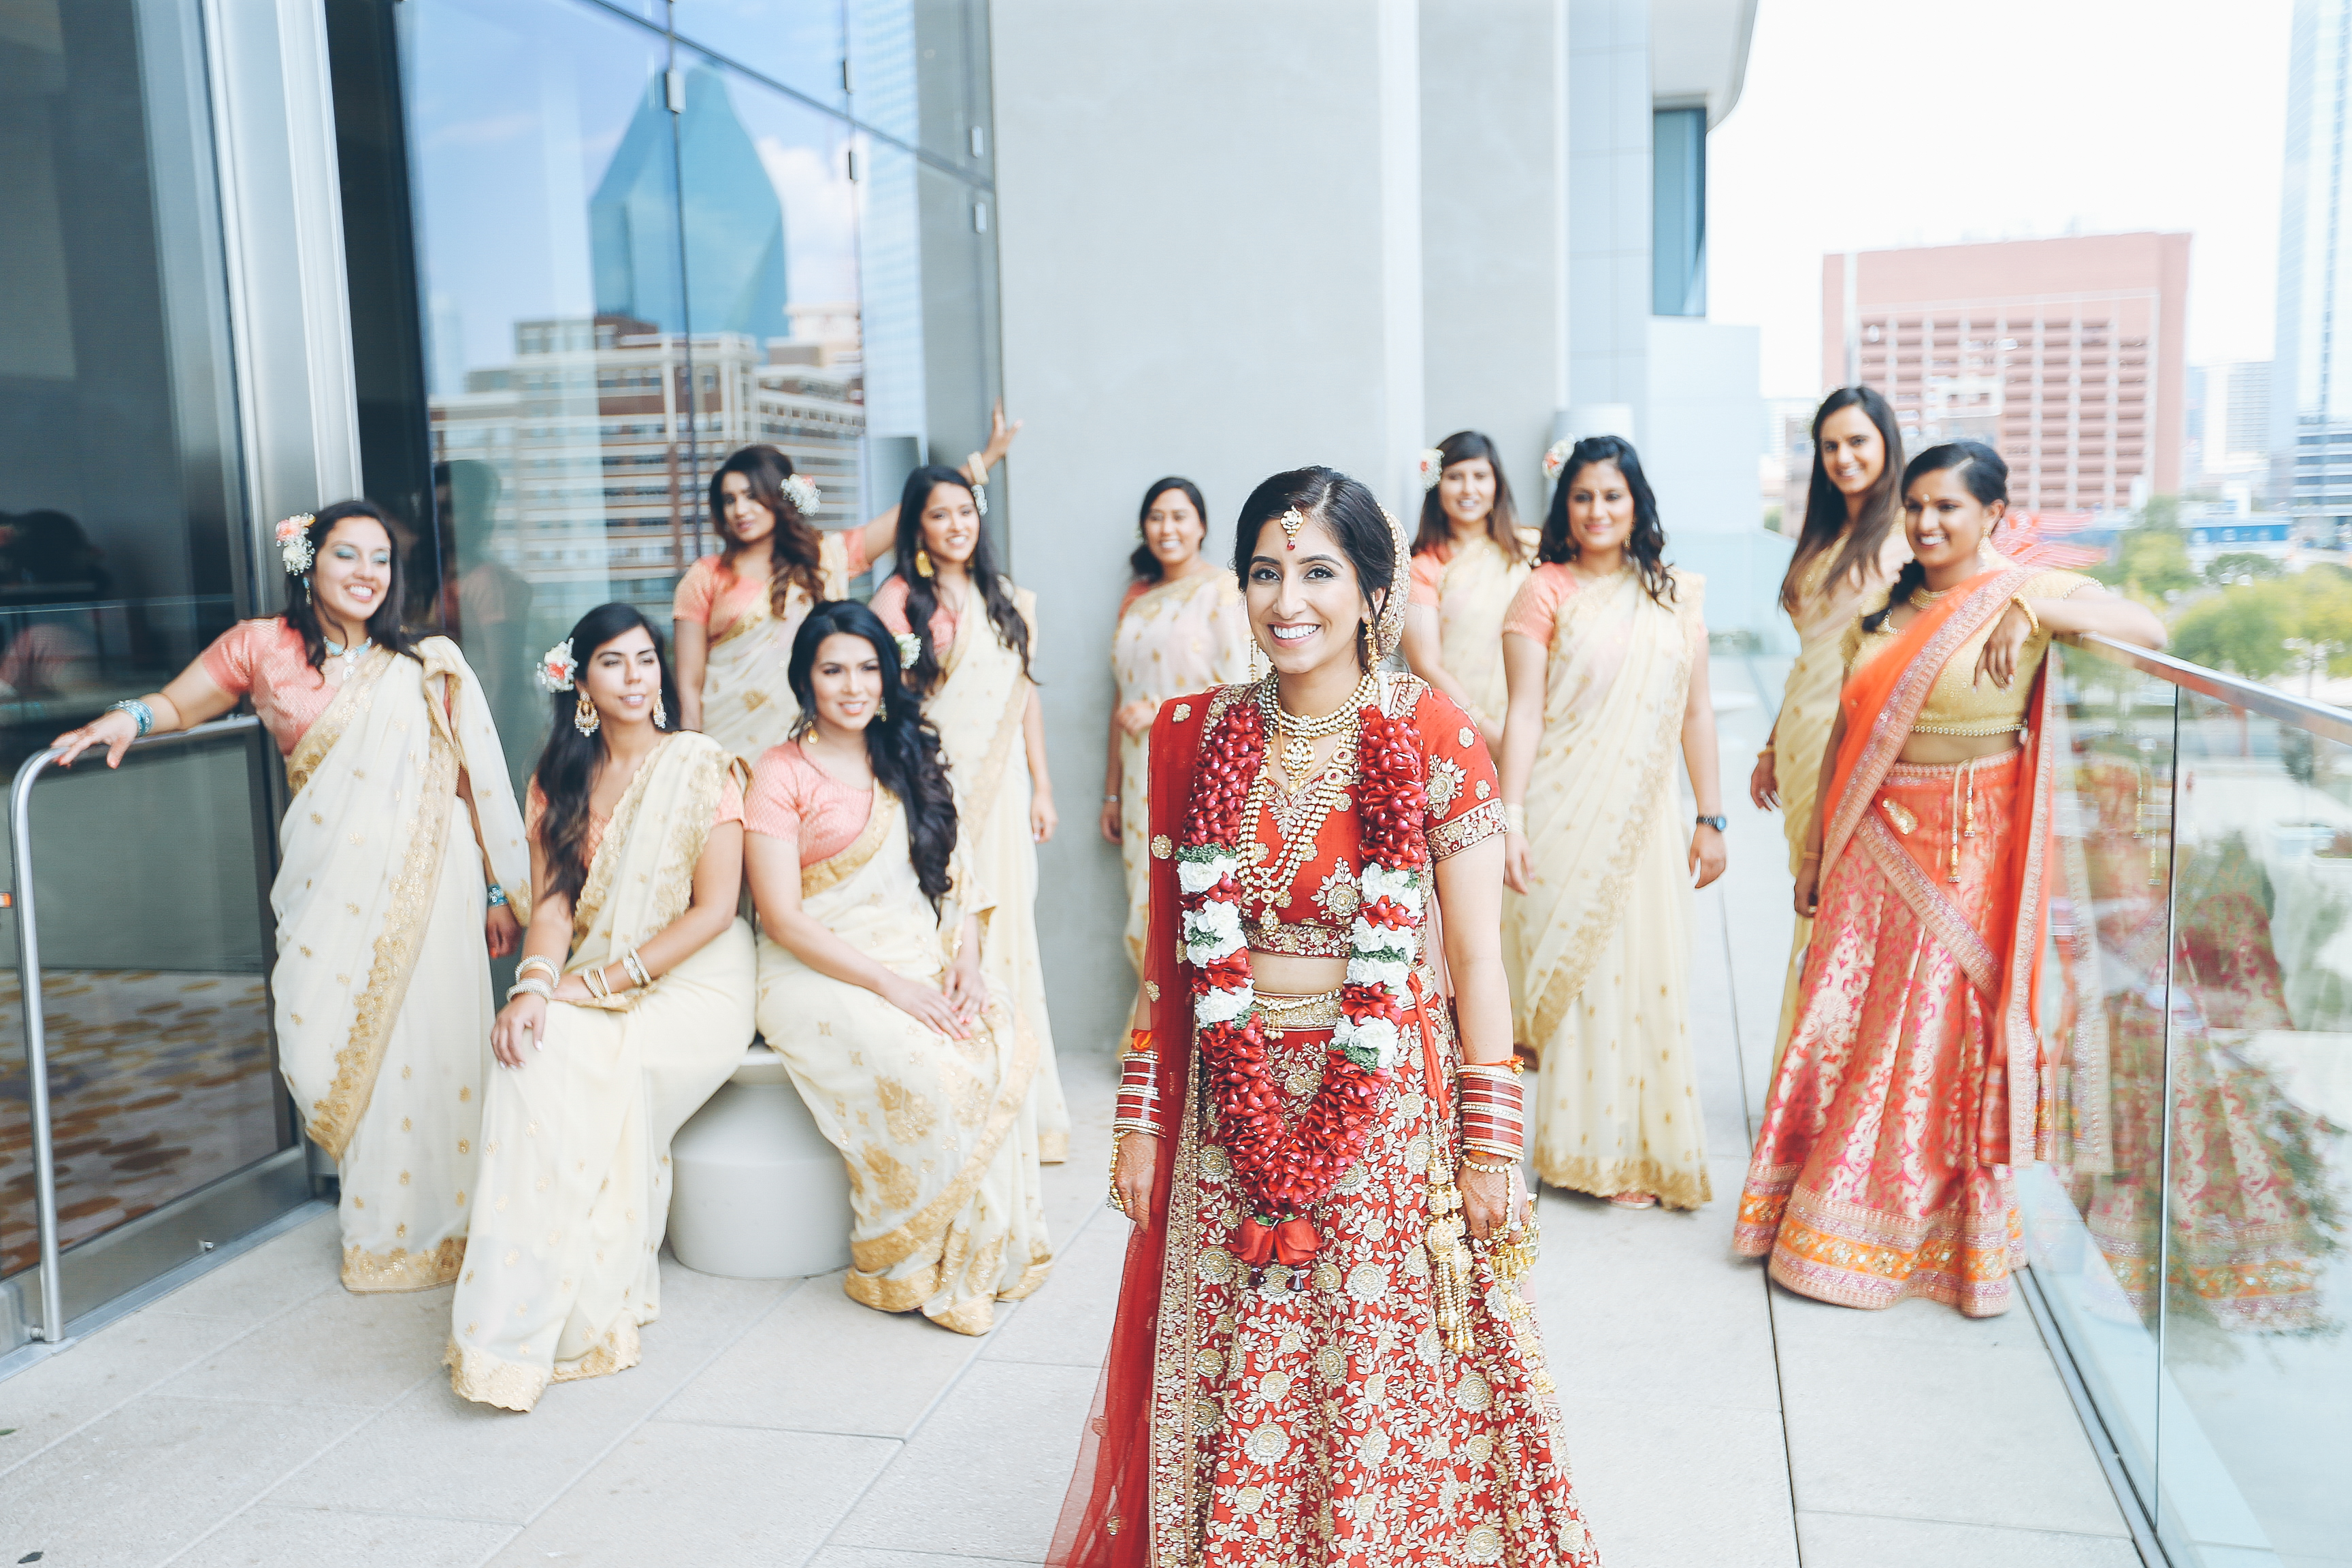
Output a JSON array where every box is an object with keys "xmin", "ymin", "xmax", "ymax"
[
  {"xmin": 276, "ymin": 514, "xmax": 317, "ymax": 576},
  {"xmin": 535, "ymin": 638, "xmax": 578, "ymax": 693}
]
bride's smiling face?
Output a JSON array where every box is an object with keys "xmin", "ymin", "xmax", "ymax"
[{"xmin": 1245, "ymin": 510, "xmax": 1370, "ymax": 676}]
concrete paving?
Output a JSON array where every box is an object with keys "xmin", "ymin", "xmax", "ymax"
[{"xmin": 0, "ymin": 670, "xmax": 2138, "ymax": 1566}]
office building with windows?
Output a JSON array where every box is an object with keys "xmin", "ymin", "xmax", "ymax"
[{"xmin": 2274, "ymin": 0, "xmax": 2352, "ymax": 523}]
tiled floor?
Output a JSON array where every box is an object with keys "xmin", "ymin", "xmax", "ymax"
[{"xmin": 0, "ymin": 679, "xmax": 2139, "ymax": 1567}]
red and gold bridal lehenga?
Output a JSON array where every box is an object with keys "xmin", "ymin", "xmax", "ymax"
[
  {"xmin": 1050, "ymin": 669, "xmax": 1597, "ymax": 1568},
  {"xmin": 1736, "ymin": 559, "xmax": 2092, "ymax": 1316}
]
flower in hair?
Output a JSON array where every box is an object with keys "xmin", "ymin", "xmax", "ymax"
[
  {"xmin": 535, "ymin": 638, "xmax": 578, "ymax": 693},
  {"xmin": 1415, "ymin": 448, "xmax": 1446, "ymax": 491},
  {"xmin": 1541, "ymin": 438, "xmax": 1575, "ymax": 483},
  {"xmin": 276, "ymin": 514, "xmax": 316, "ymax": 576},
  {"xmin": 781, "ymin": 473, "xmax": 820, "ymax": 514},
  {"xmin": 892, "ymin": 631, "xmax": 922, "ymax": 666},
  {"xmin": 971, "ymin": 483, "xmax": 989, "ymax": 517}
]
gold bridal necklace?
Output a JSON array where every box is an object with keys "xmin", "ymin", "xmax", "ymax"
[{"xmin": 1258, "ymin": 668, "xmax": 1380, "ymax": 780}]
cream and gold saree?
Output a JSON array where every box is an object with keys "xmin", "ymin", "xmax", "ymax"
[
  {"xmin": 1506, "ymin": 568, "xmax": 1712, "ymax": 1209},
  {"xmin": 272, "ymin": 636, "xmax": 529, "ymax": 1290},
  {"xmin": 446, "ymin": 732, "xmax": 757, "ymax": 1411},
  {"xmin": 699, "ymin": 533, "xmax": 857, "ymax": 762},
  {"xmin": 925, "ymin": 585, "xmax": 1069, "ymax": 1161},
  {"xmin": 755, "ymin": 791, "xmax": 1052, "ymax": 1334},
  {"xmin": 1111, "ymin": 570, "xmax": 1251, "ymax": 973},
  {"xmin": 1435, "ymin": 531, "xmax": 1537, "ymax": 734}
]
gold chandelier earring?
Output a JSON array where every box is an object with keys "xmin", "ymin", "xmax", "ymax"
[
  {"xmin": 914, "ymin": 547, "xmax": 934, "ymax": 578},
  {"xmin": 574, "ymin": 690, "xmax": 600, "ymax": 736},
  {"xmin": 1248, "ymin": 637, "xmax": 1269, "ymax": 681},
  {"xmin": 1360, "ymin": 619, "xmax": 1378, "ymax": 668},
  {"xmin": 653, "ymin": 687, "xmax": 668, "ymax": 728}
]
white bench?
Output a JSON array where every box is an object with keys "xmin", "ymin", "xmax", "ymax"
[{"xmin": 668, "ymin": 1043, "xmax": 851, "ymax": 1278}]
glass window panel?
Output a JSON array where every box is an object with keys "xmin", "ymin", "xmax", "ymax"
[
  {"xmin": 847, "ymin": 0, "xmax": 991, "ymax": 172},
  {"xmin": 671, "ymin": 0, "xmax": 849, "ymax": 113},
  {"xmin": 0, "ymin": 733, "xmax": 280, "ymax": 1278},
  {"xmin": 681, "ymin": 50, "xmax": 866, "ymax": 556},
  {"xmin": 2158, "ymin": 689, "xmax": 2351, "ymax": 1564},
  {"xmin": 397, "ymin": 0, "xmax": 682, "ymax": 785}
]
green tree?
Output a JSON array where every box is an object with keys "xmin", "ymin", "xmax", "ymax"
[
  {"xmin": 2089, "ymin": 499, "xmax": 2198, "ymax": 601},
  {"xmin": 2170, "ymin": 570, "xmax": 2352, "ymax": 682},
  {"xmin": 2205, "ymin": 551, "xmax": 2283, "ymax": 586}
]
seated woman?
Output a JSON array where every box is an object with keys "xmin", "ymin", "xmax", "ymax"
[
  {"xmin": 745, "ymin": 600, "xmax": 1053, "ymax": 1335},
  {"xmin": 447, "ymin": 603, "xmax": 757, "ymax": 1411}
]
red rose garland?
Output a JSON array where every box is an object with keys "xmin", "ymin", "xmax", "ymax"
[{"xmin": 1177, "ymin": 688, "xmax": 1429, "ymax": 1264}]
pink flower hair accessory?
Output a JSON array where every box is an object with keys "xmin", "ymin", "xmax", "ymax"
[{"xmin": 275, "ymin": 514, "xmax": 316, "ymax": 576}]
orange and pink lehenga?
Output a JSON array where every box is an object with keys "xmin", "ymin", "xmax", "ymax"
[
  {"xmin": 1736, "ymin": 561, "xmax": 2087, "ymax": 1316},
  {"xmin": 1051, "ymin": 674, "xmax": 1597, "ymax": 1568}
]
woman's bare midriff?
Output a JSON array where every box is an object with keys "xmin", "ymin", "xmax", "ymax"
[
  {"xmin": 1897, "ymin": 732, "xmax": 2023, "ymax": 766},
  {"xmin": 1249, "ymin": 951, "xmax": 1348, "ymax": 997}
]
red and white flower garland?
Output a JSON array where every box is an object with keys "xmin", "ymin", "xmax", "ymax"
[{"xmin": 1177, "ymin": 685, "xmax": 1430, "ymax": 1262}]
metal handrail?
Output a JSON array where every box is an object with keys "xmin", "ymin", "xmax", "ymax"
[
  {"xmin": 2062, "ymin": 632, "xmax": 2352, "ymax": 747},
  {"xmin": 8, "ymin": 716, "xmax": 262, "ymax": 1342}
]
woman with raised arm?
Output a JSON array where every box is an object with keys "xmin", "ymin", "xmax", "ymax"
[
  {"xmin": 1103, "ymin": 477, "xmax": 1251, "ymax": 975},
  {"xmin": 871, "ymin": 466, "xmax": 1070, "ymax": 1161},
  {"xmin": 1736, "ymin": 442, "xmax": 2166, "ymax": 1318},
  {"xmin": 447, "ymin": 604, "xmax": 756, "ymax": 1409},
  {"xmin": 51, "ymin": 502, "xmax": 530, "ymax": 1292},
  {"xmin": 1401, "ymin": 430, "xmax": 1539, "ymax": 751},
  {"xmin": 1054, "ymin": 469, "xmax": 1595, "ymax": 1568},
  {"xmin": 746, "ymin": 602, "xmax": 1052, "ymax": 1333},
  {"xmin": 1498, "ymin": 436, "xmax": 1725, "ymax": 1211},
  {"xmin": 1752, "ymin": 387, "xmax": 1908, "ymax": 1075},
  {"xmin": 674, "ymin": 406, "xmax": 1021, "ymax": 759}
]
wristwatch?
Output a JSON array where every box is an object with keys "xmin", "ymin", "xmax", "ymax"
[{"xmin": 1695, "ymin": 814, "xmax": 1728, "ymax": 832}]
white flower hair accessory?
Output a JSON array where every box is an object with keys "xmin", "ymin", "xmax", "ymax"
[
  {"xmin": 275, "ymin": 514, "xmax": 316, "ymax": 576},
  {"xmin": 970, "ymin": 483, "xmax": 989, "ymax": 517},
  {"xmin": 1541, "ymin": 438, "xmax": 1575, "ymax": 483},
  {"xmin": 535, "ymin": 638, "xmax": 578, "ymax": 693},
  {"xmin": 781, "ymin": 473, "xmax": 820, "ymax": 514},
  {"xmin": 1415, "ymin": 448, "xmax": 1447, "ymax": 491},
  {"xmin": 892, "ymin": 630, "xmax": 922, "ymax": 666}
]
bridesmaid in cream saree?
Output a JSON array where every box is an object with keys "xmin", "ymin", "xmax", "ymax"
[
  {"xmin": 872, "ymin": 464, "xmax": 1070, "ymax": 1162},
  {"xmin": 1401, "ymin": 429, "xmax": 1537, "ymax": 751},
  {"xmin": 1100, "ymin": 477, "xmax": 1250, "ymax": 976},
  {"xmin": 448, "ymin": 604, "xmax": 755, "ymax": 1411},
  {"xmin": 1501, "ymin": 436, "xmax": 1728, "ymax": 1211},
  {"xmin": 1750, "ymin": 388, "xmax": 1907, "ymax": 1077},
  {"xmin": 54, "ymin": 502, "xmax": 530, "ymax": 1292},
  {"xmin": 748, "ymin": 602, "xmax": 1052, "ymax": 1333}
]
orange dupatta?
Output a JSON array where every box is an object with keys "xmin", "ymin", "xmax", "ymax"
[{"xmin": 1817, "ymin": 564, "xmax": 2059, "ymax": 1168}]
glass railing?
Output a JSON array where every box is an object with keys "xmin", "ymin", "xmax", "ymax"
[{"xmin": 2029, "ymin": 633, "xmax": 2351, "ymax": 1567}]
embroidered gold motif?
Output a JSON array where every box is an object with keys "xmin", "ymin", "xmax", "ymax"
[
  {"xmin": 1881, "ymin": 797, "xmax": 1919, "ymax": 834},
  {"xmin": 1425, "ymin": 757, "xmax": 1465, "ymax": 816},
  {"xmin": 342, "ymin": 1235, "xmax": 464, "ymax": 1292},
  {"xmin": 1151, "ymin": 834, "xmax": 1172, "ymax": 859},
  {"xmin": 1458, "ymin": 725, "xmax": 1475, "ymax": 747},
  {"xmin": 1311, "ymin": 863, "xmax": 1361, "ymax": 921},
  {"xmin": 1174, "ymin": 702, "xmax": 1192, "ymax": 721}
]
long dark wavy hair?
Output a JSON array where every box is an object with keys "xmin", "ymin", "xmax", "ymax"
[
  {"xmin": 1128, "ymin": 476, "xmax": 1211, "ymax": 583},
  {"xmin": 1229, "ymin": 466, "xmax": 1399, "ymax": 671},
  {"xmin": 283, "ymin": 500, "xmax": 423, "ymax": 671},
  {"xmin": 1862, "ymin": 441, "xmax": 2010, "ymax": 634},
  {"xmin": 789, "ymin": 601, "xmax": 959, "ymax": 910},
  {"xmin": 530, "ymin": 602, "xmax": 682, "ymax": 908},
  {"xmin": 889, "ymin": 464, "xmax": 1031, "ymax": 693},
  {"xmin": 1412, "ymin": 429, "xmax": 1524, "ymax": 561},
  {"xmin": 1540, "ymin": 436, "xmax": 1676, "ymax": 605},
  {"xmin": 710, "ymin": 444, "xmax": 828, "ymax": 620},
  {"xmin": 1780, "ymin": 386, "xmax": 1905, "ymax": 613}
]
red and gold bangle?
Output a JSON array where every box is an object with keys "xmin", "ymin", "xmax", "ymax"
[
  {"xmin": 1457, "ymin": 1062, "xmax": 1525, "ymax": 1160},
  {"xmin": 1114, "ymin": 1047, "xmax": 1165, "ymax": 1136}
]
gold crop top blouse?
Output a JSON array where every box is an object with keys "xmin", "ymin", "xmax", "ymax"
[{"xmin": 1840, "ymin": 566, "xmax": 2098, "ymax": 736}]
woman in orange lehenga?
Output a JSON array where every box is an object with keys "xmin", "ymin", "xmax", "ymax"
[
  {"xmin": 1052, "ymin": 468, "xmax": 1595, "ymax": 1567},
  {"xmin": 1737, "ymin": 441, "xmax": 2165, "ymax": 1316}
]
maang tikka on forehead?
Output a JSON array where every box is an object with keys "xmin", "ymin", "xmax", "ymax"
[{"xmin": 1278, "ymin": 506, "xmax": 1306, "ymax": 550}]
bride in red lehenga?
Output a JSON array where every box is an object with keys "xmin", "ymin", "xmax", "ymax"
[{"xmin": 1050, "ymin": 468, "xmax": 1599, "ymax": 1568}]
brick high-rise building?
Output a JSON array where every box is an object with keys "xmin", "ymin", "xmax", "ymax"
[{"xmin": 1820, "ymin": 233, "xmax": 2191, "ymax": 511}]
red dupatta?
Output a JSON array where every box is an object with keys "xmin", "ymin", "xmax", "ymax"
[{"xmin": 1818, "ymin": 563, "xmax": 2059, "ymax": 1168}]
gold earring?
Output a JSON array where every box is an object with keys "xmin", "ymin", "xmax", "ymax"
[
  {"xmin": 1360, "ymin": 620, "xmax": 1377, "ymax": 668},
  {"xmin": 574, "ymin": 690, "xmax": 600, "ymax": 736},
  {"xmin": 1248, "ymin": 640, "xmax": 1269, "ymax": 681},
  {"xmin": 653, "ymin": 688, "xmax": 668, "ymax": 728},
  {"xmin": 915, "ymin": 548, "xmax": 934, "ymax": 578},
  {"xmin": 878, "ymin": 694, "xmax": 889, "ymax": 722}
]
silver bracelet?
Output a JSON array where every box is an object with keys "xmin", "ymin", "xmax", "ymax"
[
  {"xmin": 108, "ymin": 698, "xmax": 154, "ymax": 738},
  {"xmin": 505, "ymin": 977, "xmax": 553, "ymax": 1003}
]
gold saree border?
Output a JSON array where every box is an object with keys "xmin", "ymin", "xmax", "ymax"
[
  {"xmin": 568, "ymin": 734, "xmax": 728, "ymax": 979},
  {"xmin": 285, "ymin": 642, "xmax": 394, "ymax": 797},
  {"xmin": 1146, "ymin": 1039, "xmax": 1208, "ymax": 1568},
  {"xmin": 343, "ymin": 1236, "xmax": 465, "ymax": 1293},
  {"xmin": 937, "ymin": 587, "xmax": 1035, "ymax": 834},
  {"xmin": 1857, "ymin": 813, "xmax": 2001, "ymax": 998},
  {"xmin": 802, "ymin": 785, "xmax": 899, "ymax": 898},
  {"xmin": 308, "ymin": 647, "xmax": 461, "ymax": 1158},
  {"xmin": 1520, "ymin": 582, "xmax": 1693, "ymax": 1048}
]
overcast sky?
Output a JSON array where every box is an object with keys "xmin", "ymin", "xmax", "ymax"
[{"xmin": 1709, "ymin": 0, "xmax": 2294, "ymax": 399}]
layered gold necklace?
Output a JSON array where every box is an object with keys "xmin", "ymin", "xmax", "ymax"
[{"xmin": 1258, "ymin": 669, "xmax": 1379, "ymax": 781}]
